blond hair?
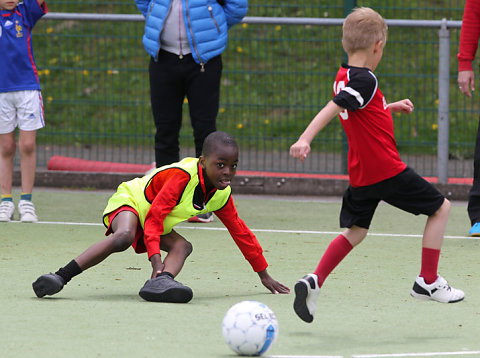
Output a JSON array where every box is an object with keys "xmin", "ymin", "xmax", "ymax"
[{"xmin": 342, "ymin": 7, "xmax": 388, "ymax": 54}]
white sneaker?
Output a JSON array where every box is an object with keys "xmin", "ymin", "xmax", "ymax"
[
  {"xmin": 0, "ymin": 201, "xmax": 15, "ymax": 222},
  {"xmin": 18, "ymin": 200, "xmax": 38, "ymax": 223},
  {"xmin": 411, "ymin": 275, "xmax": 464, "ymax": 303},
  {"xmin": 293, "ymin": 273, "xmax": 321, "ymax": 323}
]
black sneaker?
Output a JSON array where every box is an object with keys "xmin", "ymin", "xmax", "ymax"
[
  {"xmin": 139, "ymin": 275, "xmax": 193, "ymax": 303},
  {"xmin": 32, "ymin": 273, "xmax": 65, "ymax": 298}
]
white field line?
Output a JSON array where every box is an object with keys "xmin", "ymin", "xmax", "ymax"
[
  {"xmin": 19, "ymin": 220, "xmax": 479, "ymax": 240},
  {"xmin": 270, "ymin": 356, "xmax": 343, "ymax": 358},
  {"xmin": 352, "ymin": 351, "xmax": 480, "ymax": 357},
  {"xmin": 268, "ymin": 352, "xmax": 480, "ymax": 358}
]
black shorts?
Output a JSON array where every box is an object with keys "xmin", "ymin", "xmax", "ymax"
[{"xmin": 340, "ymin": 167, "xmax": 445, "ymax": 229}]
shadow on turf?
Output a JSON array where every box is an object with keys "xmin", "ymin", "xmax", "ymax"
[{"xmin": 29, "ymin": 291, "xmax": 271, "ymax": 303}]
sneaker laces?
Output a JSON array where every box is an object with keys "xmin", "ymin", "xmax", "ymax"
[
  {"xmin": 437, "ymin": 282, "xmax": 452, "ymax": 292},
  {"xmin": 432, "ymin": 276, "xmax": 455, "ymax": 294}
]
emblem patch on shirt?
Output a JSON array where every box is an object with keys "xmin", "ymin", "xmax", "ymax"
[{"xmin": 15, "ymin": 21, "xmax": 23, "ymax": 38}]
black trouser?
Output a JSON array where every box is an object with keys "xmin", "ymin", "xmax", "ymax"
[
  {"xmin": 468, "ymin": 118, "xmax": 480, "ymax": 225},
  {"xmin": 149, "ymin": 51, "xmax": 222, "ymax": 167}
]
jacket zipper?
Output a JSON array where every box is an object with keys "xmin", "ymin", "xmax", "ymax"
[
  {"xmin": 184, "ymin": 0, "xmax": 205, "ymax": 72},
  {"xmin": 178, "ymin": 0, "xmax": 183, "ymax": 59},
  {"xmin": 208, "ymin": 5, "xmax": 220, "ymax": 33}
]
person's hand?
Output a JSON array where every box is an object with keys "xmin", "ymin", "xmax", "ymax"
[
  {"xmin": 150, "ymin": 253, "xmax": 165, "ymax": 278},
  {"xmin": 388, "ymin": 99, "xmax": 414, "ymax": 114},
  {"xmin": 257, "ymin": 269, "xmax": 290, "ymax": 294},
  {"xmin": 458, "ymin": 70, "xmax": 475, "ymax": 97},
  {"xmin": 290, "ymin": 139, "xmax": 311, "ymax": 162}
]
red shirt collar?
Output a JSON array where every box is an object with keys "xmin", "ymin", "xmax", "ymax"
[{"xmin": 197, "ymin": 162, "xmax": 216, "ymax": 199}]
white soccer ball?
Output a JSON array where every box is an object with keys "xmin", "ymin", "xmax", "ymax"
[{"xmin": 222, "ymin": 300, "xmax": 278, "ymax": 356}]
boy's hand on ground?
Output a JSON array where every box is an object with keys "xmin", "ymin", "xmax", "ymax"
[
  {"xmin": 257, "ymin": 269, "xmax": 291, "ymax": 294},
  {"xmin": 290, "ymin": 140, "xmax": 310, "ymax": 162}
]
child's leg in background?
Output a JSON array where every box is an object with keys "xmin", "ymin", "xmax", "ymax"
[
  {"xmin": 0, "ymin": 131, "xmax": 15, "ymax": 198},
  {"xmin": 15, "ymin": 90, "xmax": 44, "ymax": 221},
  {"xmin": 18, "ymin": 129, "xmax": 37, "ymax": 195}
]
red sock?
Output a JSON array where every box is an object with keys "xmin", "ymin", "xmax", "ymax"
[
  {"xmin": 313, "ymin": 234, "xmax": 353, "ymax": 287},
  {"xmin": 420, "ymin": 247, "xmax": 440, "ymax": 284}
]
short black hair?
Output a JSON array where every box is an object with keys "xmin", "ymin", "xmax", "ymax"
[{"xmin": 202, "ymin": 131, "xmax": 238, "ymax": 157}]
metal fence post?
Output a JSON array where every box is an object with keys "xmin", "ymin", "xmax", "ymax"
[
  {"xmin": 438, "ymin": 18, "xmax": 450, "ymax": 184},
  {"xmin": 340, "ymin": 0, "xmax": 357, "ymax": 174}
]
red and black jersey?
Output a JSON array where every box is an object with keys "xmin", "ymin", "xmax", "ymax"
[{"xmin": 332, "ymin": 64, "xmax": 406, "ymax": 187}]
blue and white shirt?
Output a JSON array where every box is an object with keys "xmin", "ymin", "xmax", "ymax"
[{"xmin": 0, "ymin": 0, "xmax": 48, "ymax": 93}]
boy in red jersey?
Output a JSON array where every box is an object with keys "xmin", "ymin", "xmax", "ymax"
[
  {"xmin": 33, "ymin": 131, "xmax": 290, "ymax": 303},
  {"xmin": 290, "ymin": 7, "xmax": 464, "ymax": 323}
]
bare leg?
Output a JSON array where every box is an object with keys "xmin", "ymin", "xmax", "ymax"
[
  {"xmin": 422, "ymin": 198, "xmax": 450, "ymax": 249},
  {"xmin": 342, "ymin": 225, "xmax": 368, "ymax": 247},
  {"xmin": 141, "ymin": 230, "xmax": 194, "ymax": 303},
  {"xmin": 150, "ymin": 230, "xmax": 193, "ymax": 278},
  {"xmin": 0, "ymin": 132, "xmax": 15, "ymax": 196},
  {"xmin": 18, "ymin": 130, "xmax": 37, "ymax": 194},
  {"xmin": 75, "ymin": 210, "xmax": 139, "ymax": 270}
]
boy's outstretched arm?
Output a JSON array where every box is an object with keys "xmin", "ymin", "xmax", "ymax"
[
  {"xmin": 214, "ymin": 197, "xmax": 290, "ymax": 294},
  {"xmin": 257, "ymin": 269, "xmax": 290, "ymax": 294},
  {"xmin": 387, "ymin": 99, "xmax": 414, "ymax": 114},
  {"xmin": 290, "ymin": 101, "xmax": 344, "ymax": 162}
]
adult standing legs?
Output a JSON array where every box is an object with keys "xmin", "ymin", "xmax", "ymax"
[
  {"xmin": 468, "ymin": 117, "xmax": 480, "ymax": 235},
  {"xmin": 186, "ymin": 55, "xmax": 222, "ymax": 158},
  {"xmin": 185, "ymin": 54, "xmax": 222, "ymax": 223},
  {"xmin": 149, "ymin": 52, "xmax": 186, "ymax": 168}
]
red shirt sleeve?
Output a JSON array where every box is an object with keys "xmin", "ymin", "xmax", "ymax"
[
  {"xmin": 214, "ymin": 196, "xmax": 268, "ymax": 272},
  {"xmin": 143, "ymin": 170, "xmax": 190, "ymax": 259},
  {"xmin": 458, "ymin": 0, "xmax": 480, "ymax": 71}
]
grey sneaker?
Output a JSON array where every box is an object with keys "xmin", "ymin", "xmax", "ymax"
[
  {"xmin": 18, "ymin": 200, "xmax": 38, "ymax": 223},
  {"xmin": 0, "ymin": 201, "xmax": 15, "ymax": 222},
  {"xmin": 411, "ymin": 275, "xmax": 464, "ymax": 303},
  {"xmin": 293, "ymin": 273, "xmax": 321, "ymax": 323},
  {"xmin": 32, "ymin": 273, "xmax": 65, "ymax": 298},
  {"xmin": 139, "ymin": 274, "xmax": 193, "ymax": 303}
]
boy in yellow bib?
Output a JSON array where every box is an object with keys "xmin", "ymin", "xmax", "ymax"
[{"xmin": 32, "ymin": 132, "xmax": 290, "ymax": 302}]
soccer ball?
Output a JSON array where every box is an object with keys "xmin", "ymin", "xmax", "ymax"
[{"xmin": 222, "ymin": 300, "xmax": 278, "ymax": 356}]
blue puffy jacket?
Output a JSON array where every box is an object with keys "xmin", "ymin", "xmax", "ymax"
[{"xmin": 135, "ymin": 0, "xmax": 247, "ymax": 65}]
